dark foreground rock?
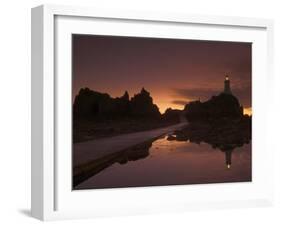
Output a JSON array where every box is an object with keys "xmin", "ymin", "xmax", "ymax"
[
  {"xmin": 184, "ymin": 93, "xmax": 244, "ymax": 122},
  {"xmin": 169, "ymin": 116, "xmax": 251, "ymax": 151},
  {"xmin": 73, "ymin": 87, "xmax": 182, "ymax": 142},
  {"xmin": 73, "ymin": 87, "xmax": 161, "ymax": 120}
]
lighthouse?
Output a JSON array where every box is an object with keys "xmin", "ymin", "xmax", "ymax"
[{"xmin": 224, "ymin": 75, "xmax": 232, "ymax": 94}]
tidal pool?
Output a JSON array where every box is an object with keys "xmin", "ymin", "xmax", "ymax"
[{"xmin": 75, "ymin": 135, "xmax": 251, "ymax": 189}]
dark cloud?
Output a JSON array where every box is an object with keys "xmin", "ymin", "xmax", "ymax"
[
  {"xmin": 173, "ymin": 83, "xmax": 251, "ymax": 108},
  {"xmin": 173, "ymin": 88, "xmax": 219, "ymax": 102}
]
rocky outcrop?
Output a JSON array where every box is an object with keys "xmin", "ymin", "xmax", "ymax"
[
  {"xmin": 73, "ymin": 87, "xmax": 161, "ymax": 120},
  {"xmin": 168, "ymin": 115, "xmax": 251, "ymax": 151},
  {"xmin": 130, "ymin": 88, "xmax": 161, "ymax": 118},
  {"xmin": 73, "ymin": 88, "xmax": 113, "ymax": 118},
  {"xmin": 162, "ymin": 108, "xmax": 181, "ymax": 123},
  {"xmin": 184, "ymin": 93, "xmax": 244, "ymax": 122}
]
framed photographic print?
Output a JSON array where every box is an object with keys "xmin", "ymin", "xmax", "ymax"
[{"xmin": 31, "ymin": 4, "xmax": 274, "ymax": 221}]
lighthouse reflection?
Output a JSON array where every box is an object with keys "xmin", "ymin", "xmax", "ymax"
[
  {"xmin": 167, "ymin": 120, "xmax": 251, "ymax": 169},
  {"xmin": 75, "ymin": 124, "xmax": 251, "ymax": 188},
  {"xmin": 74, "ymin": 107, "xmax": 251, "ymax": 189},
  {"xmin": 75, "ymin": 131, "xmax": 251, "ymax": 189},
  {"xmin": 166, "ymin": 138, "xmax": 243, "ymax": 170},
  {"xmin": 225, "ymin": 150, "xmax": 232, "ymax": 169}
]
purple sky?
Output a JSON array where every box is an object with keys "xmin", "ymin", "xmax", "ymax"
[{"xmin": 72, "ymin": 34, "xmax": 252, "ymax": 114}]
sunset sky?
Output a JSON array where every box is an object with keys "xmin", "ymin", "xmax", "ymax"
[{"xmin": 72, "ymin": 35, "xmax": 252, "ymax": 115}]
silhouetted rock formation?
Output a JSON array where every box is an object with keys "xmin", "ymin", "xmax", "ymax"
[
  {"xmin": 73, "ymin": 88, "xmax": 113, "ymax": 119},
  {"xmin": 175, "ymin": 76, "xmax": 251, "ymax": 169},
  {"xmin": 184, "ymin": 76, "xmax": 246, "ymax": 122},
  {"xmin": 162, "ymin": 108, "xmax": 181, "ymax": 123},
  {"xmin": 167, "ymin": 116, "xmax": 251, "ymax": 169},
  {"xmin": 114, "ymin": 91, "xmax": 130, "ymax": 116},
  {"xmin": 130, "ymin": 88, "xmax": 161, "ymax": 118},
  {"xmin": 73, "ymin": 87, "xmax": 161, "ymax": 120},
  {"xmin": 184, "ymin": 93, "xmax": 244, "ymax": 122},
  {"xmin": 170, "ymin": 117, "xmax": 251, "ymax": 147}
]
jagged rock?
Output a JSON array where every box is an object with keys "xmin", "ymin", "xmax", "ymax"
[
  {"xmin": 73, "ymin": 87, "xmax": 161, "ymax": 120},
  {"xmin": 130, "ymin": 88, "xmax": 161, "ymax": 118},
  {"xmin": 168, "ymin": 116, "xmax": 251, "ymax": 152},
  {"xmin": 184, "ymin": 93, "xmax": 244, "ymax": 122},
  {"xmin": 73, "ymin": 88, "xmax": 113, "ymax": 118},
  {"xmin": 162, "ymin": 108, "xmax": 181, "ymax": 123}
]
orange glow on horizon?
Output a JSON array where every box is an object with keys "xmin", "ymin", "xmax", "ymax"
[
  {"xmin": 157, "ymin": 102, "xmax": 184, "ymax": 114},
  {"xmin": 73, "ymin": 35, "xmax": 252, "ymax": 118},
  {"xmin": 74, "ymin": 86, "xmax": 251, "ymax": 115},
  {"xmin": 243, "ymin": 107, "xmax": 252, "ymax": 116},
  {"xmin": 153, "ymin": 95, "xmax": 187, "ymax": 114},
  {"xmin": 104, "ymin": 88, "xmax": 188, "ymax": 114}
]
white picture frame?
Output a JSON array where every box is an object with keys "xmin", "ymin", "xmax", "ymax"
[{"xmin": 31, "ymin": 4, "xmax": 274, "ymax": 221}]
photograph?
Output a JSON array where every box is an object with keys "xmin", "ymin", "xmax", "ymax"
[{"xmin": 72, "ymin": 34, "xmax": 252, "ymax": 190}]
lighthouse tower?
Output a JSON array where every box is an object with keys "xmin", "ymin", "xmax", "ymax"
[{"xmin": 224, "ymin": 75, "xmax": 232, "ymax": 94}]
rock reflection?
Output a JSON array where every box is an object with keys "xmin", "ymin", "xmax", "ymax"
[
  {"xmin": 73, "ymin": 139, "xmax": 153, "ymax": 187},
  {"xmin": 74, "ymin": 118, "xmax": 251, "ymax": 187},
  {"xmin": 167, "ymin": 117, "xmax": 251, "ymax": 169}
]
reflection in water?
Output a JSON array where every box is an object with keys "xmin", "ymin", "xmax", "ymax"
[
  {"xmin": 167, "ymin": 121, "xmax": 251, "ymax": 170},
  {"xmin": 225, "ymin": 150, "xmax": 232, "ymax": 169},
  {"xmin": 74, "ymin": 122, "xmax": 251, "ymax": 189},
  {"xmin": 73, "ymin": 141, "xmax": 152, "ymax": 187}
]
